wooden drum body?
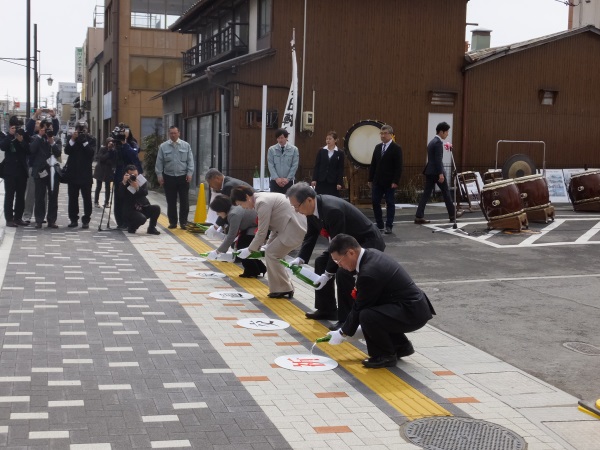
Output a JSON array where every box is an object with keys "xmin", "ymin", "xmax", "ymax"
[
  {"xmin": 481, "ymin": 179, "xmax": 528, "ymax": 230},
  {"xmin": 484, "ymin": 169, "xmax": 503, "ymax": 185},
  {"xmin": 514, "ymin": 174, "xmax": 555, "ymax": 223},
  {"xmin": 569, "ymin": 170, "xmax": 600, "ymax": 212}
]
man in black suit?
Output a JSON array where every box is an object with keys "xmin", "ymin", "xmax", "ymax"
[
  {"xmin": 286, "ymin": 182, "xmax": 385, "ymax": 331},
  {"xmin": 326, "ymin": 234, "xmax": 436, "ymax": 369},
  {"xmin": 368, "ymin": 124, "xmax": 402, "ymax": 234},
  {"xmin": 205, "ymin": 168, "xmax": 252, "ymax": 228},
  {"xmin": 415, "ymin": 122, "xmax": 463, "ymax": 224}
]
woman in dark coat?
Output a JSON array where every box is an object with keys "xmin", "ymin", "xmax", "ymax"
[
  {"xmin": 94, "ymin": 137, "xmax": 116, "ymax": 207},
  {"xmin": 0, "ymin": 125, "xmax": 30, "ymax": 226},
  {"xmin": 311, "ymin": 130, "xmax": 345, "ymax": 196}
]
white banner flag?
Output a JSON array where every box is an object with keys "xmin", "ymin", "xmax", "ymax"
[{"xmin": 281, "ymin": 33, "xmax": 298, "ymax": 145}]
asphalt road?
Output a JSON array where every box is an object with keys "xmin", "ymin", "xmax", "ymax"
[{"xmin": 317, "ymin": 203, "xmax": 600, "ymax": 401}]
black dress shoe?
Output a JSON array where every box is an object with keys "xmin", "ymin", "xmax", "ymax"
[
  {"xmin": 35, "ymin": 223, "xmax": 43, "ymax": 229},
  {"xmin": 305, "ymin": 310, "xmax": 338, "ymax": 320},
  {"xmin": 267, "ymin": 291, "xmax": 294, "ymax": 299},
  {"xmin": 180, "ymin": 222, "xmax": 188, "ymax": 229},
  {"xmin": 328, "ymin": 321, "xmax": 343, "ymax": 331},
  {"xmin": 239, "ymin": 273, "xmax": 259, "ymax": 279},
  {"xmin": 385, "ymin": 226, "xmax": 393, "ymax": 234},
  {"xmin": 68, "ymin": 222, "xmax": 78, "ymax": 228},
  {"xmin": 395, "ymin": 342, "xmax": 415, "ymax": 359},
  {"xmin": 6, "ymin": 221, "xmax": 17, "ymax": 227},
  {"xmin": 362, "ymin": 355, "xmax": 398, "ymax": 369},
  {"xmin": 81, "ymin": 223, "xmax": 89, "ymax": 229},
  {"xmin": 414, "ymin": 217, "xmax": 430, "ymax": 224},
  {"xmin": 168, "ymin": 223, "xmax": 177, "ymax": 229},
  {"xmin": 14, "ymin": 219, "xmax": 29, "ymax": 226},
  {"xmin": 147, "ymin": 228, "xmax": 161, "ymax": 235},
  {"xmin": 128, "ymin": 228, "xmax": 137, "ymax": 234},
  {"xmin": 47, "ymin": 223, "xmax": 58, "ymax": 229}
]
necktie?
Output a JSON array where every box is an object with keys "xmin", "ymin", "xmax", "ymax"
[
  {"xmin": 381, "ymin": 144, "xmax": 387, "ymax": 156},
  {"xmin": 281, "ymin": 146, "xmax": 285, "ymax": 154}
]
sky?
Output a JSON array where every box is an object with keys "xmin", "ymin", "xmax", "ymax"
[{"xmin": 0, "ymin": 0, "xmax": 571, "ymax": 112}]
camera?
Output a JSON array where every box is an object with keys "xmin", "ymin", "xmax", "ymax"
[
  {"xmin": 111, "ymin": 126, "xmax": 126, "ymax": 141},
  {"xmin": 129, "ymin": 174, "xmax": 137, "ymax": 182}
]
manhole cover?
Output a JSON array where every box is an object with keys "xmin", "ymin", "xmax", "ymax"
[
  {"xmin": 563, "ymin": 341, "xmax": 600, "ymax": 356},
  {"xmin": 402, "ymin": 417, "xmax": 526, "ymax": 450}
]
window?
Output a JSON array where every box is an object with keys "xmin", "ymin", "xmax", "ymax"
[
  {"xmin": 244, "ymin": 109, "xmax": 278, "ymax": 129},
  {"xmin": 130, "ymin": 57, "xmax": 182, "ymax": 91},
  {"xmin": 430, "ymin": 91, "xmax": 456, "ymax": 107},
  {"xmin": 539, "ymin": 89, "xmax": 557, "ymax": 106},
  {"xmin": 130, "ymin": 0, "xmax": 196, "ymax": 30},
  {"xmin": 141, "ymin": 117, "xmax": 164, "ymax": 143},
  {"xmin": 104, "ymin": 2, "xmax": 112, "ymax": 40},
  {"xmin": 103, "ymin": 60, "xmax": 112, "ymax": 95},
  {"xmin": 258, "ymin": 0, "xmax": 272, "ymax": 38}
]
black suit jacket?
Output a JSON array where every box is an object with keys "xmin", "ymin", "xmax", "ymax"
[
  {"xmin": 423, "ymin": 136, "xmax": 445, "ymax": 176},
  {"xmin": 368, "ymin": 140, "xmax": 403, "ymax": 187},
  {"xmin": 341, "ymin": 249, "xmax": 435, "ymax": 336},
  {"xmin": 312, "ymin": 148, "xmax": 344, "ymax": 185},
  {"xmin": 298, "ymin": 195, "xmax": 385, "ymax": 273},
  {"xmin": 219, "ymin": 176, "xmax": 251, "ymax": 196}
]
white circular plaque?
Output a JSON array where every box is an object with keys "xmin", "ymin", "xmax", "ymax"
[
  {"xmin": 209, "ymin": 291, "xmax": 254, "ymax": 300},
  {"xmin": 274, "ymin": 354, "xmax": 338, "ymax": 372},
  {"xmin": 237, "ymin": 318, "xmax": 289, "ymax": 330},
  {"xmin": 187, "ymin": 271, "xmax": 227, "ymax": 278},
  {"xmin": 172, "ymin": 256, "xmax": 206, "ymax": 262}
]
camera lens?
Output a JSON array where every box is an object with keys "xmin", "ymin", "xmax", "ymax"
[{"xmin": 129, "ymin": 174, "xmax": 136, "ymax": 182}]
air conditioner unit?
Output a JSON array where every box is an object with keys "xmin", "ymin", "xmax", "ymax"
[{"xmin": 302, "ymin": 111, "xmax": 314, "ymax": 132}]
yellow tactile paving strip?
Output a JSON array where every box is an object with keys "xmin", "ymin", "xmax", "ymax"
[{"xmin": 159, "ymin": 215, "xmax": 452, "ymax": 420}]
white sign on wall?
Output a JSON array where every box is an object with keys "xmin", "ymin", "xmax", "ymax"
[{"xmin": 75, "ymin": 47, "xmax": 84, "ymax": 83}]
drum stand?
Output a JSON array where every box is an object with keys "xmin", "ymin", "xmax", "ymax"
[{"xmin": 449, "ymin": 150, "xmax": 469, "ymax": 234}]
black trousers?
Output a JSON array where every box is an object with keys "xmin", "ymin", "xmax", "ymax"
[
  {"xmin": 269, "ymin": 179, "xmax": 293, "ymax": 194},
  {"xmin": 34, "ymin": 176, "xmax": 59, "ymax": 225},
  {"xmin": 315, "ymin": 182, "xmax": 340, "ymax": 197},
  {"xmin": 163, "ymin": 174, "xmax": 190, "ymax": 226},
  {"xmin": 3, "ymin": 176, "xmax": 27, "ymax": 222},
  {"xmin": 125, "ymin": 204, "xmax": 161, "ymax": 232},
  {"xmin": 237, "ymin": 233, "xmax": 267, "ymax": 276},
  {"xmin": 360, "ymin": 308, "xmax": 428, "ymax": 358},
  {"xmin": 94, "ymin": 180, "xmax": 111, "ymax": 206},
  {"xmin": 68, "ymin": 183, "xmax": 93, "ymax": 224},
  {"xmin": 114, "ymin": 185, "xmax": 125, "ymax": 227},
  {"xmin": 416, "ymin": 174, "xmax": 456, "ymax": 219}
]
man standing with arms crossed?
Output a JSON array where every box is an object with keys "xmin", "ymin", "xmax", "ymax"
[{"xmin": 156, "ymin": 126, "xmax": 195, "ymax": 229}]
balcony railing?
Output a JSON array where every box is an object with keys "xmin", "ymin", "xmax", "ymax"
[{"xmin": 183, "ymin": 23, "xmax": 249, "ymax": 73}]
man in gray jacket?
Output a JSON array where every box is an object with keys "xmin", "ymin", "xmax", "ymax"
[{"xmin": 156, "ymin": 126, "xmax": 195, "ymax": 229}]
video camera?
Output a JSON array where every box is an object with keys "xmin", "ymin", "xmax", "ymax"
[{"xmin": 111, "ymin": 126, "xmax": 127, "ymax": 142}]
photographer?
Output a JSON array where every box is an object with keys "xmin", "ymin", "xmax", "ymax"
[
  {"xmin": 93, "ymin": 137, "xmax": 116, "ymax": 208},
  {"xmin": 0, "ymin": 123, "xmax": 30, "ymax": 227},
  {"xmin": 64, "ymin": 121, "xmax": 96, "ymax": 229},
  {"xmin": 112, "ymin": 126, "xmax": 143, "ymax": 229},
  {"xmin": 30, "ymin": 120, "xmax": 61, "ymax": 228},
  {"xmin": 117, "ymin": 164, "xmax": 160, "ymax": 235}
]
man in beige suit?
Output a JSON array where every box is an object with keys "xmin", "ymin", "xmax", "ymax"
[{"xmin": 231, "ymin": 186, "xmax": 307, "ymax": 298}]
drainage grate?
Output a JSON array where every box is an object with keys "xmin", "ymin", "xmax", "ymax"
[
  {"xmin": 563, "ymin": 341, "xmax": 600, "ymax": 356},
  {"xmin": 402, "ymin": 417, "xmax": 527, "ymax": 450}
]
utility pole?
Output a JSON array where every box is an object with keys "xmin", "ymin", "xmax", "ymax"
[
  {"xmin": 26, "ymin": 0, "xmax": 31, "ymax": 118},
  {"xmin": 34, "ymin": 24, "xmax": 38, "ymax": 110}
]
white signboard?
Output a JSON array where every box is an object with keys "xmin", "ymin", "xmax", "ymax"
[
  {"xmin": 545, "ymin": 169, "xmax": 570, "ymax": 203},
  {"xmin": 187, "ymin": 271, "xmax": 226, "ymax": 279},
  {"xmin": 75, "ymin": 47, "xmax": 84, "ymax": 83},
  {"xmin": 274, "ymin": 354, "xmax": 338, "ymax": 372},
  {"xmin": 209, "ymin": 291, "xmax": 254, "ymax": 300},
  {"xmin": 237, "ymin": 318, "xmax": 289, "ymax": 330},
  {"xmin": 172, "ymin": 256, "xmax": 206, "ymax": 262}
]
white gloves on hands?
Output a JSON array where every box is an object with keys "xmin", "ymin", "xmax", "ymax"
[
  {"xmin": 289, "ymin": 257, "xmax": 304, "ymax": 266},
  {"xmin": 260, "ymin": 244, "xmax": 268, "ymax": 252},
  {"xmin": 237, "ymin": 248, "xmax": 252, "ymax": 259},
  {"xmin": 206, "ymin": 250, "xmax": 220, "ymax": 261},
  {"xmin": 205, "ymin": 226, "xmax": 222, "ymax": 240},
  {"xmin": 314, "ymin": 272, "xmax": 334, "ymax": 291},
  {"xmin": 327, "ymin": 329, "xmax": 346, "ymax": 345}
]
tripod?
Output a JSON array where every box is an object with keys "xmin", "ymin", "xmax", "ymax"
[
  {"xmin": 98, "ymin": 182, "xmax": 117, "ymax": 232},
  {"xmin": 449, "ymin": 149, "xmax": 469, "ymax": 235}
]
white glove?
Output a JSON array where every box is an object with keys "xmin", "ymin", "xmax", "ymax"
[
  {"xmin": 289, "ymin": 257, "xmax": 304, "ymax": 266},
  {"xmin": 260, "ymin": 244, "xmax": 268, "ymax": 252},
  {"xmin": 205, "ymin": 226, "xmax": 221, "ymax": 239},
  {"xmin": 314, "ymin": 272, "xmax": 333, "ymax": 291},
  {"xmin": 327, "ymin": 329, "xmax": 346, "ymax": 345},
  {"xmin": 206, "ymin": 250, "xmax": 220, "ymax": 261},
  {"xmin": 237, "ymin": 247, "xmax": 252, "ymax": 259}
]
